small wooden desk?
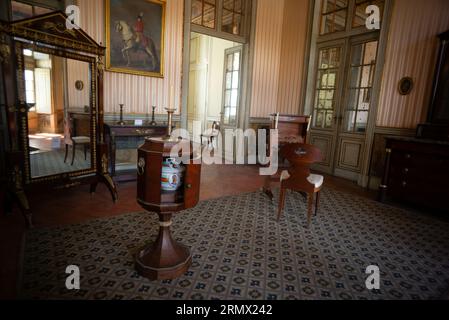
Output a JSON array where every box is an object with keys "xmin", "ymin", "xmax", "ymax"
[{"xmin": 104, "ymin": 123, "xmax": 168, "ymax": 181}]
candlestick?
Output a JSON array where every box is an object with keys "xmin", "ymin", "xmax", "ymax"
[
  {"xmin": 165, "ymin": 107, "xmax": 176, "ymax": 138},
  {"xmin": 117, "ymin": 104, "xmax": 125, "ymax": 125},
  {"xmin": 150, "ymin": 106, "xmax": 157, "ymax": 126}
]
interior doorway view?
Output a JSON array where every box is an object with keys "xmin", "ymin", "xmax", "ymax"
[{"xmin": 187, "ymin": 32, "xmax": 243, "ymax": 148}]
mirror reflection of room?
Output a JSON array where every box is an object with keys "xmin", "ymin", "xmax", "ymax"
[{"xmin": 24, "ymin": 50, "xmax": 92, "ymax": 178}]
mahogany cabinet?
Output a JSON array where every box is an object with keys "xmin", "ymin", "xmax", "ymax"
[
  {"xmin": 379, "ymin": 137, "xmax": 449, "ymax": 212},
  {"xmin": 104, "ymin": 123, "xmax": 167, "ymax": 180}
]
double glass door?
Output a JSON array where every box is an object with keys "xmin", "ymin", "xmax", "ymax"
[{"xmin": 310, "ymin": 33, "xmax": 379, "ymax": 180}]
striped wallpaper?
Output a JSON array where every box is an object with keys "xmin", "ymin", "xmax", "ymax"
[
  {"xmin": 276, "ymin": 0, "xmax": 309, "ymax": 116},
  {"xmin": 249, "ymin": 0, "xmax": 285, "ymax": 118},
  {"xmin": 249, "ymin": 0, "xmax": 310, "ymax": 118},
  {"xmin": 376, "ymin": 0, "xmax": 449, "ymax": 128},
  {"xmin": 76, "ymin": 0, "xmax": 184, "ymax": 115},
  {"xmin": 67, "ymin": 59, "xmax": 89, "ymax": 108}
]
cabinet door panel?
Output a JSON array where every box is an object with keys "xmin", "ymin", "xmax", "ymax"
[{"xmin": 184, "ymin": 163, "xmax": 201, "ymax": 210}]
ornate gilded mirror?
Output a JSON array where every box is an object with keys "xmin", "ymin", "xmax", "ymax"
[
  {"xmin": 16, "ymin": 42, "xmax": 97, "ymax": 181},
  {"xmin": 0, "ymin": 11, "xmax": 117, "ymax": 226}
]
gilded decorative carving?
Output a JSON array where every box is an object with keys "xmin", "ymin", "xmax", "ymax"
[
  {"xmin": 42, "ymin": 21, "xmax": 77, "ymax": 37},
  {"xmin": 97, "ymin": 56, "xmax": 105, "ymax": 73},
  {"xmin": 0, "ymin": 40, "xmax": 10, "ymax": 65},
  {"xmin": 102, "ymin": 154, "xmax": 109, "ymax": 174},
  {"xmin": 2, "ymin": 12, "xmax": 106, "ymax": 56},
  {"xmin": 15, "ymin": 41, "xmax": 98, "ymax": 184}
]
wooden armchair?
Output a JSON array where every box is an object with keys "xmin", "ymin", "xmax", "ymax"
[{"xmin": 64, "ymin": 114, "xmax": 90, "ymax": 165}]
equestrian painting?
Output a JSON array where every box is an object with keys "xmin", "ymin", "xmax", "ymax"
[{"xmin": 106, "ymin": 0, "xmax": 165, "ymax": 77}]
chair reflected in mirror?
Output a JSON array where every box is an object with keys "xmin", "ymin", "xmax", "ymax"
[{"xmin": 64, "ymin": 113, "xmax": 91, "ymax": 166}]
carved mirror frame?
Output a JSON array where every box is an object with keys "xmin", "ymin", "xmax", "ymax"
[
  {"xmin": 0, "ymin": 11, "xmax": 105, "ymax": 185},
  {"xmin": 15, "ymin": 41, "xmax": 98, "ymax": 183},
  {"xmin": 0, "ymin": 11, "xmax": 117, "ymax": 226}
]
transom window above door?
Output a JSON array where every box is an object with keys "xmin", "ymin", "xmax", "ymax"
[
  {"xmin": 320, "ymin": 0, "xmax": 385, "ymax": 36},
  {"xmin": 190, "ymin": 0, "xmax": 251, "ymax": 41},
  {"xmin": 191, "ymin": 0, "xmax": 217, "ymax": 29},
  {"xmin": 222, "ymin": 0, "xmax": 245, "ymax": 36}
]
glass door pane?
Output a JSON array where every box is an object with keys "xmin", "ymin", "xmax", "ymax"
[
  {"xmin": 343, "ymin": 40, "xmax": 378, "ymax": 133},
  {"xmin": 312, "ymin": 46, "xmax": 342, "ymax": 129}
]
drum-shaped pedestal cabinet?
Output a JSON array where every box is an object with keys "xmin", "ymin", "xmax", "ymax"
[{"xmin": 136, "ymin": 137, "xmax": 201, "ymax": 280}]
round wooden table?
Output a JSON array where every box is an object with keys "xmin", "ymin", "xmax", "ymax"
[{"xmin": 280, "ymin": 143, "xmax": 323, "ymax": 168}]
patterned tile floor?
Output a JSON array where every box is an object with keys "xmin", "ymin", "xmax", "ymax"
[{"xmin": 19, "ymin": 188, "xmax": 449, "ymax": 300}]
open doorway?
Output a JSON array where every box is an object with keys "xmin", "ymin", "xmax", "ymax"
[{"xmin": 187, "ymin": 32, "xmax": 243, "ymax": 146}]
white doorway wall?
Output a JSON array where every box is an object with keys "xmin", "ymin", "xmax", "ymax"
[{"xmin": 187, "ymin": 32, "xmax": 240, "ymax": 143}]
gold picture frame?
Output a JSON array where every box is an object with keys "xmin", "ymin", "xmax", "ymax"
[{"xmin": 105, "ymin": 0, "xmax": 165, "ymax": 78}]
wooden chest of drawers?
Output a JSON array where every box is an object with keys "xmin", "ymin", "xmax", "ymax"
[{"xmin": 379, "ymin": 137, "xmax": 449, "ymax": 212}]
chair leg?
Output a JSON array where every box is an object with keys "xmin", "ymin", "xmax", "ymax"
[
  {"xmin": 71, "ymin": 143, "xmax": 76, "ymax": 165},
  {"xmin": 315, "ymin": 191, "xmax": 320, "ymax": 216},
  {"xmin": 307, "ymin": 193, "xmax": 314, "ymax": 227},
  {"xmin": 64, "ymin": 144, "xmax": 69, "ymax": 163},
  {"xmin": 277, "ymin": 187, "xmax": 287, "ymax": 221}
]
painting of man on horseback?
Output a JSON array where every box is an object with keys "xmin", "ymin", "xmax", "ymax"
[{"xmin": 106, "ymin": 0, "xmax": 165, "ymax": 77}]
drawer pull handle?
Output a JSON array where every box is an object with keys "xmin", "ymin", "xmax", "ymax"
[
  {"xmin": 402, "ymin": 181, "xmax": 407, "ymax": 187},
  {"xmin": 186, "ymin": 184, "xmax": 192, "ymax": 189},
  {"xmin": 404, "ymin": 168, "xmax": 409, "ymax": 173},
  {"xmin": 405, "ymin": 154, "xmax": 411, "ymax": 159}
]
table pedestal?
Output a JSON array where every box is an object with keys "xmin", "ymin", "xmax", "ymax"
[{"xmin": 135, "ymin": 212, "xmax": 192, "ymax": 280}]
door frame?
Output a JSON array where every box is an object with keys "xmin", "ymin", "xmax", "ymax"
[
  {"xmin": 304, "ymin": 0, "xmax": 394, "ymax": 186},
  {"xmin": 334, "ymin": 33, "xmax": 380, "ymax": 181},
  {"xmin": 309, "ymin": 38, "xmax": 348, "ymax": 175},
  {"xmin": 181, "ymin": 0, "xmax": 255, "ymax": 133}
]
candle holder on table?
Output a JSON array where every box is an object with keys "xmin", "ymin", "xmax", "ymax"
[
  {"xmin": 149, "ymin": 106, "xmax": 157, "ymax": 126},
  {"xmin": 117, "ymin": 104, "xmax": 126, "ymax": 126}
]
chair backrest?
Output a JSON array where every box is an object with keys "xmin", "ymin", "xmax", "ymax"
[
  {"xmin": 64, "ymin": 113, "xmax": 90, "ymax": 143},
  {"xmin": 211, "ymin": 121, "xmax": 220, "ymax": 131},
  {"xmin": 64, "ymin": 115, "xmax": 74, "ymax": 144}
]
